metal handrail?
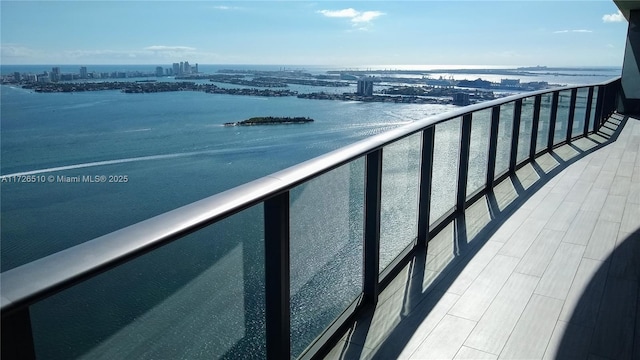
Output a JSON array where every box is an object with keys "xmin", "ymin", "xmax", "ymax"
[{"xmin": 0, "ymin": 76, "xmax": 622, "ymax": 360}]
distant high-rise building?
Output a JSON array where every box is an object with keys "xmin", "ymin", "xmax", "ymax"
[
  {"xmin": 156, "ymin": 66, "xmax": 164, "ymax": 77},
  {"xmin": 184, "ymin": 61, "xmax": 191, "ymax": 74},
  {"xmin": 179, "ymin": 62, "xmax": 184, "ymax": 75},
  {"xmin": 172, "ymin": 63, "xmax": 180, "ymax": 76},
  {"xmin": 194, "ymin": 63, "xmax": 199, "ymax": 74},
  {"xmin": 79, "ymin": 66, "xmax": 88, "ymax": 79},
  {"xmin": 51, "ymin": 67, "xmax": 61, "ymax": 82},
  {"xmin": 13, "ymin": 72, "xmax": 21, "ymax": 82},
  {"xmin": 37, "ymin": 72, "xmax": 51, "ymax": 83},
  {"xmin": 357, "ymin": 77, "xmax": 374, "ymax": 96}
]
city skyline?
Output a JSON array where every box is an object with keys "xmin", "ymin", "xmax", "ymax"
[{"xmin": 0, "ymin": 1, "xmax": 630, "ymax": 67}]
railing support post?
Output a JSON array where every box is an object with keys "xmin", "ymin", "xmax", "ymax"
[
  {"xmin": 529, "ymin": 95, "xmax": 541, "ymax": 159},
  {"xmin": 486, "ymin": 106, "xmax": 500, "ymax": 189},
  {"xmin": 594, "ymin": 85, "xmax": 605, "ymax": 130},
  {"xmin": 1, "ymin": 308, "xmax": 36, "ymax": 360},
  {"xmin": 547, "ymin": 91, "xmax": 559, "ymax": 149},
  {"xmin": 363, "ymin": 149, "xmax": 382, "ymax": 306},
  {"xmin": 457, "ymin": 114, "xmax": 472, "ymax": 212},
  {"xmin": 566, "ymin": 89, "xmax": 577, "ymax": 142},
  {"xmin": 509, "ymin": 99, "xmax": 523, "ymax": 171},
  {"xmin": 417, "ymin": 127, "xmax": 435, "ymax": 248},
  {"xmin": 584, "ymin": 87, "xmax": 594, "ymax": 136},
  {"xmin": 264, "ymin": 192, "xmax": 291, "ymax": 360}
]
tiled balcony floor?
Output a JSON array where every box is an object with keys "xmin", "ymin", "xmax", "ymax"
[{"xmin": 324, "ymin": 113, "xmax": 640, "ymax": 360}]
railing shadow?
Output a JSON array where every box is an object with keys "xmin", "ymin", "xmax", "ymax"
[{"xmin": 322, "ymin": 114, "xmax": 629, "ymax": 359}]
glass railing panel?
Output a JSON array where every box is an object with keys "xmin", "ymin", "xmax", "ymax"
[
  {"xmin": 588, "ymin": 87, "xmax": 599, "ymax": 131},
  {"xmin": 536, "ymin": 93, "xmax": 553, "ymax": 152},
  {"xmin": 495, "ymin": 103, "xmax": 514, "ymax": 177},
  {"xmin": 517, "ymin": 97, "xmax": 535, "ymax": 163},
  {"xmin": 553, "ymin": 90, "xmax": 572, "ymax": 145},
  {"xmin": 466, "ymin": 109, "xmax": 491, "ymax": 195},
  {"xmin": 572, "ymin": 88, "xmax": 589, "ymax": 138},
  {"xmin": 379, "ymin": 133, "xmax": 421, "ymax": 273},
  {"xmin": 430, "ymin": 117, "xmax": 461, "ymax": 224},
  {"xmin": 289, "ymin": 158, "xmax": 364, "ymax": 358},
  {"xmin": 30, "ymin": 205, "xmax": 266, "ymax": 360}
]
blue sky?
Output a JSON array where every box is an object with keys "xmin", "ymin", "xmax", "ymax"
[{"xmin": 0, "ymin": 1, "xmax": 629, "ymax": 67}]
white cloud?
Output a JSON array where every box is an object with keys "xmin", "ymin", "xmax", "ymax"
[
  {"xmin": 553, "ymin": 29, "xmax": 593, "ymax": 34},
  {"xmin": 144, "ymin": 45, "xmax": 196, "ymax": 52},
  {"xmin": 353, "ymin": 11, "xmax": 385, "ymax": 23},
  {"xmin": 603, "ymin": 10, "xmax": 625, "ymax": 23},
  {"xmin": 64, "ymin": 49, "xmax": 144, "ymax": 60},
  {"xmin": 0, "ymin": 44, "xmax": 41, "ymax": 58},
  {"xmin": 211, "ymin": 5, "xmax": 242, "ymax": 11},
  {"xmin": 318, "ymin": 8, "xmax": 359, "ymax": 18},
  {"xmin": 318, "ymin": 8, "xmax": 385, "ymax": 28}
]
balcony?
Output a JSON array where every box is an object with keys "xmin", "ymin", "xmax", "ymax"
[
  {"xmin": 3, "ymin": 73, "xmax": 635, "ymax": 359},
  {"xmin": 323, "ymin": 111, "xmax": 640, "ymax": 359}
]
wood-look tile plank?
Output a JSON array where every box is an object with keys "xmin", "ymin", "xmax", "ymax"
[
  {"xmin": 609, "ymin": 232, "xmax": 640, "ymax": 281},
  {"xmin": 635, "ymin": 290, "xmax": 640, "ymax": 360},
  {"xmin": 579, "ymin": 164, "xmax": 603, "ymax": 182},
  {"xmin": 562, "ymin": 210, "xmax": 600, "ymax": 246},
  {"xmin": 545, "ymin": 201, "xmax": 581, "ymax": 232},
  {"xmin": 529, "ymin": 192, "xmax": 566, "ymax": 221},
  {"xmin": 323, "ymin": 339, "xmax": 371, "ymax": 360},
  {"xmin": 498, "ymin": 217, "xmax": 547, "ymax": 258},
  {"xmin": 580, "ymin": 187, "xmax": 609, "ymax": 212},
  {"xmin": 617, "ymin": 161, "xmax": 635, "ymax": 177},
  {"xmin": 584, "ymin": 220, "xmax": 620, "ymax": 261},
  {"xmin": 448, "ymin": 255, "xmax": 520, "ymax": 321},
  {"xmin": 558, "ymin": 258, "xmax": 608, "ymax": 328},
  {"xmin": 515, "ymin": 229, "xmax": 564, "ymax": 277},
  {"xmin": 454, "ymin": 346, "xmax": 497, "ymax": 360},
  {"xmin": 366, "ymin": 291, "xmax": 461, "ymax": 359},
  {"xmin": 493, "ymin": 181, "xmax": 519, "ymax": 211},
  {"xmin": 608, "ymin": 175, "xmax": 631, "ymax": 196},
  {"xmin": 489, "ymin": 208, "xmax": 532, "ymax": 243},
  {"xmin": 563, "ymin": 180, "xmax": 593, "ymax": 204},
  {"xmin": 464, "ymin": 273, "xmax": 539, "ymax": 355},
  {"xmin": 554, "ymin": 145, "xmax": 581, "ymax": 162},
  {"xmin": 598, "ymin": 195, "xmax": 626, "ymax": 223},
  {"xmin": 409, "ymin": 315, "xmax": 476, "ymax": 360},
  {"xmin": 628, "ymin": 180, "xmax": 640, "ymax": 204},
  {"xmin": 573, "ymin": 137, "xmax": 598, "ymax": 152},
  {"xmin": 590, "ymin": 277, "xmax": 638, "ymax": 360},
  {"xmin": 465, "ymin": 198, "xmax": 492, "ymax": 242},
  {"xmin": 620, "ymin": 201, "xmax": 640, "ymax": 234},
  {"xmin": 543, "ymin": 320, "xmax": 593, "ymax": 360},
  {"xmin": 588, "ymin": 152, "xmax": 608, "ymax": 167},
  {"xmin": 499, "ymin": 294, "xmax": 563, "ymax": 359},
  {"xmin": 534, "ymin": 242, "xmax": 585, "ymax": 300},
  {"xmin": 620, "ymin": 151, "xmax": 637, "ymax": 164},
  {"xmin": 436, "ymin": 241, "xmax": 503, "ymax": 295},
  {"xmin": 592, "ymin": 170, "xmax": 616, "ymax": 189},
  {"xmin": 521, "ymin": 185, "xmax": 551, "ymax": 211},
  {"xmin": 536, "ymin": 153, "xmax": 560, "ymax": 174}
]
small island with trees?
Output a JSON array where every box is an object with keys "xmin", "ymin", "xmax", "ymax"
[{"xmin": 224, "ymin": 116, "xmax": 314, "ymax": 126}]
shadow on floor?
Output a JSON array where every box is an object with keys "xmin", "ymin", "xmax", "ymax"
[{"xmin": 554, "ymin": 228, "xmax": 640, "ymax": 360}]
